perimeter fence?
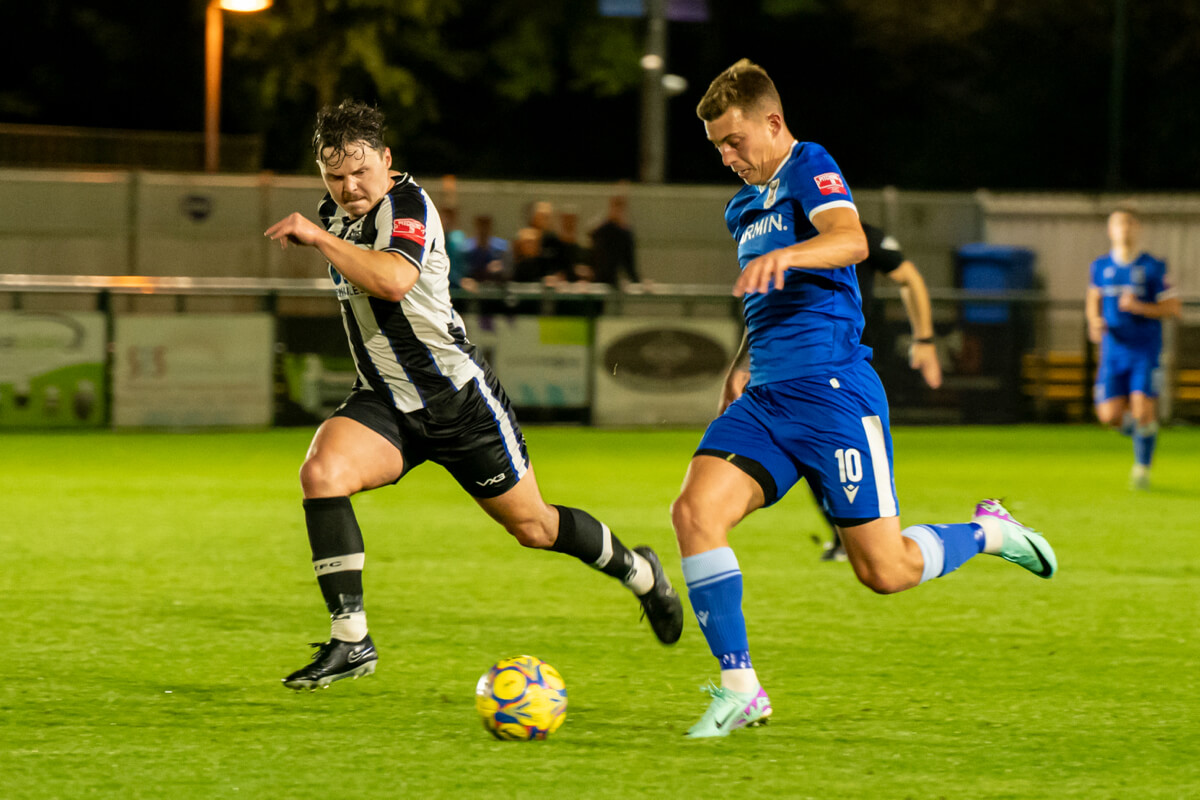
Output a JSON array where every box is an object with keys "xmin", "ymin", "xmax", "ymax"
[{"xmin": 1, "ymin": 275, "xmax": 1196, "ymax": 430}]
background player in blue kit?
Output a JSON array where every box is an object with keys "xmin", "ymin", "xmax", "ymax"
[
  {"xmin": 1085, "ymin": 207, "xmax": 1181, "ymax": 489},
  {"xmin": 672, "ymin": 60, "xmax": 1059, "ymax": 738}
]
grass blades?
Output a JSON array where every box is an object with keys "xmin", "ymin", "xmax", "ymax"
[{"xmin": 2, "ymin": 426, "xmax": 1198, "ymax": 798}]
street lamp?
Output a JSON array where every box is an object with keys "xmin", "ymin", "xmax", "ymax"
[{"xmin": 205, "ymin": 0, "xmax": 272, "ymax": 173}]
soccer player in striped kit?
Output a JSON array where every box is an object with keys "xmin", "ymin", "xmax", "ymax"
[
  {"xmin": 266, "ymin": 100, "xmax": 682, "ymax": 689},
  {"xmin": 672, "ymin": 60, "xmax": 1058, "ymax": 737}
]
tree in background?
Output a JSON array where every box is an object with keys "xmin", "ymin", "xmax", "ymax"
[
  {"xmin": 224, "ymin": 0, "xmax": 644, "ymax": 173},
  {"xmin": 4, "ymin": 0, "xmax": 1199, "ymax": 186}
]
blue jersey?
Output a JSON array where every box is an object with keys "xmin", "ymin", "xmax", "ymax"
[
  {"xmin": 1089, "ymin": 252, "xmax": 1173, "ymax": 351},
  {"xmin": 725, "ymin": 141, "xmax": 870, "ymax": 386}
]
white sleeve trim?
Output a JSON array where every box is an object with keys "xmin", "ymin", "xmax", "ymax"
[
  {"xmin": 383, "ymin": 247, "xmax": 423, "ymax": 271},
  {"xmin": 808, "ymin": 199, "xmax": 858, "ymax": 221}
]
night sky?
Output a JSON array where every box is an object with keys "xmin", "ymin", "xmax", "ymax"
[{"xmin": 8, "ymin": 0, "xmax": 1200, "ymax": 189}]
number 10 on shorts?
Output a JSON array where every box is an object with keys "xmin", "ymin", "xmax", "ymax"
[{"xmin": 835, "ymin": 448, "xmax": 863, "ymax": 484}]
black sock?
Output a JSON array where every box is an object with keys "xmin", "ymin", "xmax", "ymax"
[
  {"xmin": 303, "ymin": 496, "xmax": 365, "ymax": 613},
  {"xmin": 549, "ymin": 505, "xmax": 635, "ymax": 582}
]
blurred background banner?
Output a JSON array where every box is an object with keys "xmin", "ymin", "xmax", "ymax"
[
  {"xmin": 592, "ymin": 317, "xmax": 739, "ymax": 426},
  {"xmin": 0, "ymin": 311, "xmax": 106, "ymax": 428},
  {"xmin": 111, "ymin": 314, "xmax": 274, "ymax": 428},
  {"xmin": 462, "ymin": 315, "xmax": 591, "ymax": 410},
  {"xmin": 273, "ymin": 315, "xmax": 356, "ymax": 426}
]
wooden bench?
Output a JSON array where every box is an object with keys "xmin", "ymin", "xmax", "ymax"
[{"xmin": 1022, "ymin": 352, "xmax": 1200, "ymax": 421}]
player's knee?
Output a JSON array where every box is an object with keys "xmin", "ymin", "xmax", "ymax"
[
  {"xmin": 670, "ymin": 494, "xmax": 705, "ymax": 542},
  {"xmin": 671, "ymin": 494, "xmax": 731, "ymax": 556},
  {"xmin": 507, "ymin": 520, "xmax": 555, "ymax": 549},
  {"xmin": 300, "ymin": 456, "xmax": 358, "ymax": 498},
  {"xmin": 504, "ymin": 510, "xmax": 556, "ymax": 549}
]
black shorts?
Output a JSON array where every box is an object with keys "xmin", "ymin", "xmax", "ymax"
[{"xmin": 331, "ymin": 369, "xmax": 530, "ymax": 498}]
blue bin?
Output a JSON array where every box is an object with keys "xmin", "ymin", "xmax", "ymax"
[{"xmin": 955, "ymin": 244, "xmax": 1035, "ymax": 324}]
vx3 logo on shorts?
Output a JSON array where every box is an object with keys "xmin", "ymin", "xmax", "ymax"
[
  {"xmin": 476, "ymin": 472, "xmax": 507, "ymax": 487},
  {"xmin": 696, "ymin": 611, "xmax": 710, "ymax": 627},
  {"xmin": 842, "ymin": 484, "xmax": 859, "ymax": 503}
]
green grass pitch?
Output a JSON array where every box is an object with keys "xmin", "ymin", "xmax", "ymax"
[{"xmin": 4, "ymin": 425, "xmax": 1198, "ymax": 798}]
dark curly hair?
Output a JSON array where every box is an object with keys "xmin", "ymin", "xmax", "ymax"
[{"xmin": 312, "ymin": 100, "xmax": 387, "ymax": 167}]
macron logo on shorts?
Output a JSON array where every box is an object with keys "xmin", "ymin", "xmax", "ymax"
[
  {"xmin": 392, "ymin": 218, "xmax": 426, "ymax": 246},
  {"xmin": 814, "ymin": 172, "xmax": 847, "ymax": 195}
]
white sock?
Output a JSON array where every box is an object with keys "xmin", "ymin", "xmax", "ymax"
[
  {"xmin": 331, "ymin": 610, "xmax": 368, "ymax": 643},
  {"xmin": 900, "ymin": 525, "xmax": 945, "ymax": 583},
  {"xmin": 720, "ymin": 668, "xmax": 759, "ymax": 694},
  {"xmin": 625, "ymin": 550, "xmax": 655, "ymax": 596},
  {"xmin": 975, "ymin": 516, "xmax": 1005, "ymax": 555}
]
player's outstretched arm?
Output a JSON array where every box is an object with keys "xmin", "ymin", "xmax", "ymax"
[
  {"xmin": 265, "ymin": 212, "xmax": 419, "ymax": 302},
  {"xmin": 734, "ymin": 207, "xmax": 867, "ymax": 296},
  {"xmin": 1118, "ymin": 291, "xmax": 1182, "ymax": 320},
  {"xmin": 887, "ymin": 260, "xmax": 942, "ymax": 389}
]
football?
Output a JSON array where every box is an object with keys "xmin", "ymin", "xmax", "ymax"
[{"xmin": 475, "ymin": 655, "xmax": 568, "ymax": 741}]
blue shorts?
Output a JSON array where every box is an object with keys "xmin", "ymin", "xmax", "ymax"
[
  {"xmin": 1095, "ymin": 338, "xmax": 1162, "ymax": 403},
  {"xmin": 696, "ymin": 358, "xmax": 899, "ymax": 524}
]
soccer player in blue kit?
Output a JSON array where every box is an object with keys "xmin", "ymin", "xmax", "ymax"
[
  {"xmin": 672, "ymin": 60, "xmax": 1059, "ymax": 738},
  {"xmin": 1085, "ymin": 207, "xmax": 1181, "ymax": 488}
]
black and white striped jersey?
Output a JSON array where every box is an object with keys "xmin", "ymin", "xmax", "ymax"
[{"xmin": 318, "ymin": 173, "xmax": 483, "ymax": 412}]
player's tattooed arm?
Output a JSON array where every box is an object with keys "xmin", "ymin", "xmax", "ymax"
[
  {"xmin": 733, "ymin": 207, "xmax": 867, "ymax": 296},
  {"xmin": 265, "ymin": 212, "xmax": 418, "ymax": 301}
]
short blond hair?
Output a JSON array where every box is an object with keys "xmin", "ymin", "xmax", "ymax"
[
  {"xmin": 1109, "ymin": 203, "xmax": 1140, "ymax": 221},
  {"xmin": 696, "ymin": 59, "xmax": 782, "ymax": 122}
]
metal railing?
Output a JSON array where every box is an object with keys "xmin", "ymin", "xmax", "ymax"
[{"xmin": 1, "ymin": 273, "xmax": 1195, "ymax": 424}]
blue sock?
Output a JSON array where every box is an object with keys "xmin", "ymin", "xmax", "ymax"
[
  {"xmin": 1134, "ymin": 422, "xmax": 1158, "ymax": 467},
  {"xmin": 901, "ymin": 523, "xmax": 985, "ymax": 582},
  {"xmin": 681, "ymin": 547, "xmax": 749, "ymax": 667}
]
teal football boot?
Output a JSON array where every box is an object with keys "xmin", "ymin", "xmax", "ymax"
[
  {"xmin": 973, "ymin": 499, "xmax": 1057, "ymax": 579},
  {"xmin": 685, "ymin": 683, "xmax": 772, "ymax": 739}
]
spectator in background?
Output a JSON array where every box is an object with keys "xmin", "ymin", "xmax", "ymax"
[
  {"xmin": 459, "ymin": 215, "xmax": 509, "ymax": 291},
  {"xmin": 511, "ymin": 227, "xmax": 543, "ymax": 282},
  {"xmin": 441, "ymin": 175, "xmax": 470, "ymax": 287},
  {"xmin": 512, "ymin": 201, "xmax": 567, "ymax": 284},
  {"xmin": 589, "ymin": 194, "xmax": 641, "ymax": 287},
  {"xmin": 557, "ymin": 208, "xmax": 595, "ymax": 283}
]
